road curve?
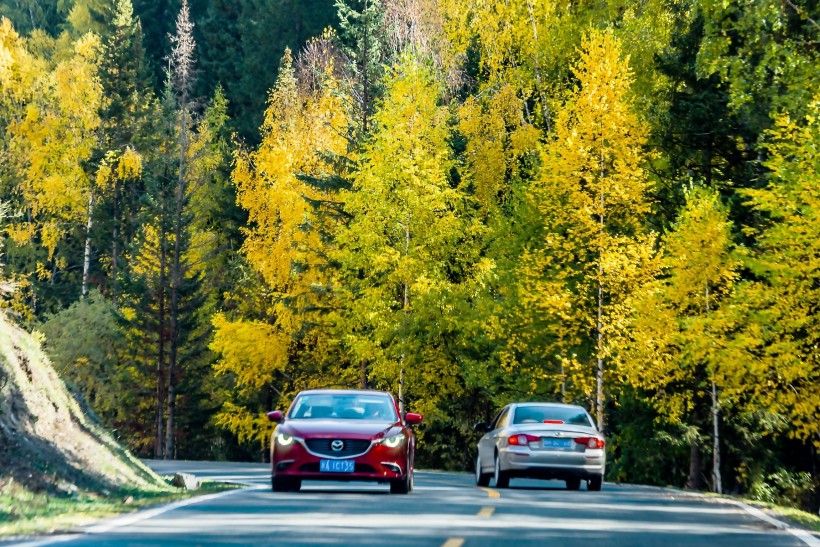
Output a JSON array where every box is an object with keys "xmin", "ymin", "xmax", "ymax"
[{"xmin": 9, "ymin": 460, "xmax": 815, "ymax": 547}]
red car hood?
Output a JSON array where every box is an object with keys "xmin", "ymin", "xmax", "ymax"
[{"xmin": 282, "ymin": 419, "xmax": 398, "ymax": 440}]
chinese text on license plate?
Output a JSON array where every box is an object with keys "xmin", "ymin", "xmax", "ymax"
[
  {"xmin": 542, "ymin": 438, "xmax": 572, "ymax": 449},
  {"xmin": 320, "ymin": 459, "xmax": 355, "ymax": 473}
]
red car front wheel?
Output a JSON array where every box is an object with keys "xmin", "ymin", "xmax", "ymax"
[
  {"xmin": 389, "ymin": 458, "xmax": 413, "ymax": 494},
  {"xmin": 272, "ymin": 475, "xmax": 301, "ymax": 492}
]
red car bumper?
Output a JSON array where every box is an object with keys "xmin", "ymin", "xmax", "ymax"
[{"xmin": 272, "ymin": 437, "xmax": 411, "ymax": 481}]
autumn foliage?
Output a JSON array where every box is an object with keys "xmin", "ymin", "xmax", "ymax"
[{"xmin": 0, "ymin": 0, "xmax": 817, "ymax": 511}]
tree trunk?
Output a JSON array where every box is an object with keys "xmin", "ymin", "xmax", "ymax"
[
  {"xmin": 166, "ymin": 108, "xmax": 187, "ymax": 460},
  {"xmin": 712, "ymin": 380, "xmax": 722, "ymax": 494},
  {"xmin": 561, "ymin": 362, "xmax": 566, "ymax": 403},
  {"xmin": 155, "ymin": 224, "xmax": 167, "ymax": 460},
  {"xmin": 165, "ymin": 0, "xmax": 196, "ymax": 460},
  {"xmin": 81, "ymin": 193, "xmax": 94, "ymax": 299},
  {"xmin": 686, "ymin": 435, "xmax": 702, "ymax": 490},
  {"xmin": 399, "ymin": 219, "xmax": 412, "ymax": 416},
  {"xmin": 111, "ymin": 225, "xmax": 118, "ymax": 294},
  {"xmin": 359, "ymin": 361, "xmax": 368, "ymax": 389},
  {"xmin": 111, "ymin": 183, "xmax": 120, "ymax": 297},
  {"xmin": 361, "ymin": 0, "xmax": 370, "ymax": 134},
  {"xmin": 595, "ymin": 183, "xmax": 605, "ymax": 432},
  {"xmin": 706, "ymin": 284, "xmax": 722, "ymax": 494},
  {"xmin": 398, "ymin": 367, "xmax": 405, "ymax": 416},
  {"xmin": 525, "ymin": 0, "xmax": 550, "ymax": 133}
]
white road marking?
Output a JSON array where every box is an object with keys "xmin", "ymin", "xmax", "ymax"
[
  {"xmin": 65, "ymin": 511, "xmax": 796, "ymax": 536},
  {"xmin": 728, "ymin": 500, "xmax": 820, "ymax": 547}
]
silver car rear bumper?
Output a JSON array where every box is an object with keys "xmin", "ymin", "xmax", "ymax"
[{"xmin": 499, "ymin": 446, "xmax": 605, "ymax": 479}]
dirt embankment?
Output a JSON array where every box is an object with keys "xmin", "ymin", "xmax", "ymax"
[{"xmin": 0, "ymin": 311, "xmax": 165, "ymax": 495}]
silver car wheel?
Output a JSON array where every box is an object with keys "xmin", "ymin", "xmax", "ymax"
[
  {"xmin": 475, "ymin": 452, "xmax": 490, "ymax": 487},
  {"xmin": 493, "ymin": 453, "xmax": 510, "ymax": 488}
]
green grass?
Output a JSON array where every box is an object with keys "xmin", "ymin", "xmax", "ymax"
[
  {"xmin": 746, "ymin": 500, "xmax": 820, "ymax": 533},
  {"xmin": 0, "ymin": 480, "xmax": 241, "ymax": 538},
  {"xmin": 699, "ymin": 491, "xmax": 820, "ymax": 533}
]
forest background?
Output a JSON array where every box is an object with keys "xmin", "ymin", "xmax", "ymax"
[{"xmin": 0, "ymin": 0, "xmax": 817, "ymax": 513}]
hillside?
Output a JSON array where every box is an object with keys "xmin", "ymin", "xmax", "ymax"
[{"xmin": 0, "ymin": 310, "xmax": 167, "ymax": 498}]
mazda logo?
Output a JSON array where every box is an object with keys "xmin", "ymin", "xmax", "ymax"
[{"xmin": 331, "ymin": 440, "xmax": 344, "ymax": 452}]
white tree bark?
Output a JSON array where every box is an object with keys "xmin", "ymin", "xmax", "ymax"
[{"xmin": 81, "ymin": 193, "xmax": 94, "ymax": 299}]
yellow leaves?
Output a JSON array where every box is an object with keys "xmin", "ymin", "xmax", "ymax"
[
  {"xmin": 35, "ymin": 262, "xmax": 51, "ymax": 281},
  {"xmin": 3, "ymin": 24, "xmax": 103, "ymax": 261},
  {"xmin": 40, "ymin": 221, "xmax": 63, "ymax": 260},
  {"xmin": 96, "ymin": 148, "xmax": 143, "ymax": 189},
  {"xmin": 5, "ymin": 222, "xmax": 35, "ymax": 246},
  {"xmin": 214, "ymin": 401, "xmax": 274, "ymax": 447},
  {"xmin": 73, "ymin": 32, "xmax": 101, "ymax": 60},
  {"xmin": 720, "ymin": 97, "xmax": 820, "ymax": 444},
  {"xmin": 95, "ymin": 162, "xmax": 112, "ymax": 189},
  {"xmin": 211, "ymin": 313, "xmax": 291, "ymax": 394},
  {"xmin": 0, "ymin": 21, "xmax": 15, "ymax": 79},
  {"xmin": 663, "ymin": 187, "xmax": 738, "ymax": 310},
  {"xmin": 1, "ymin": 21, "xmax": 47, "ymax": 116},
  {"xmin": 235, "ymin": 50, "xmax": 349, "ymax": 292},
  {"xmin": 117, "ymin": 147, "xmax": 143, "ymax": 178},
  {"xmin": 458, "ymin": 84, "xmax": 539, "ymax": 209}
]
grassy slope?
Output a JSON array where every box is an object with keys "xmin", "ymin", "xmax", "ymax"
[{"xmin": 0, "ymin": 310, "xmax": 198, "ymax": 536}]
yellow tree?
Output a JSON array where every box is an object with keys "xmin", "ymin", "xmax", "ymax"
[
  {"xmin": 520, "ymin": 30, "xmax": 657, "ymax": 430},
  {"xmin": 725, "ymin": 100, "xmax": 820, "ymax": 447},
  {"xmin": 439, "ymin": 0, "xmax": 677, "ymax": 131},
  {"xmin": 335, "ymin": 54, "xmax": 466, "ymax": 415},
  {"xmin": 212, "ymin": 45, "xmax": 351, "ymax": 449},
  {"xmin": 7, "ymin": 31, "xmax": 103, "ymax": 298},
  {"xmin": 620, "ymin": 187, "xmax": 739, "ymax": 492},
  {"xmin": 0, "ymin": 19, "xmax": 45, "ymax": 317}
]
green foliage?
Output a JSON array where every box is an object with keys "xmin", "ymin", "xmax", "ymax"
[
  {"xmin": 194, "ymin": 0, "xmax": 338, "ymax": 141},
  {"xmin": 39, "ymin": 290, "xmax": 127, "ymax": 425},
  {"xmin": 697, "ymin": 0, "xmax": 820, "ymax": 131},
  {"xmin": 1, "ymin": 0, "xmax": 819, "ymax": 516},
  {"xmin": 0, "ymin": 1, "xmax": 63, "ymax": 36},
  {"xmin": 749, "ymin": 469, "xmax": 817, "ymax": 512}
]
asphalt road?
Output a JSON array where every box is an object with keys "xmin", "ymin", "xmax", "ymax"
[{"xmin": 12, "ymin": 460, "xmax": 818, "ymax": 547}]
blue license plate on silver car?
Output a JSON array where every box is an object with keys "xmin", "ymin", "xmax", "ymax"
[
  {"xmin": 542, "ymin": 438, "xmax": 572, "ymax": 449},
  {"xmin": 320, "ymin": 459, "xmax": 355, "ymax": 473}
]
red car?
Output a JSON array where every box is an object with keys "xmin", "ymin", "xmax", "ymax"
[{"xmin": 267, "ymin": 389, "xmax": 423, "ymax": 494}]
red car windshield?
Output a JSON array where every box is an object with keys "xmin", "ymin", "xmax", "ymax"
[{"xmin": 288, "ymin": 393, "xmax": 398, "ymax": 421}]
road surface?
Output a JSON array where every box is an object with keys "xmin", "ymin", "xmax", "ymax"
[{"xmin": 10, "ymin": 460, "xmax": 817, "ymax": 546}]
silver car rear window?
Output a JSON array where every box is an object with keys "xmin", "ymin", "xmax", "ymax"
[{"xmin": 513, "ymin": 405, "xmax": 594, "ymax": 427}]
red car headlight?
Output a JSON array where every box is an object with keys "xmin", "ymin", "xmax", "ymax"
[
  {"xmin": 379, "ymin": 433, "xmax": 406, "ymax": 448},
  {"xmin": 275, "ymin": 432, "xmax": 297, "ymax": 446}
]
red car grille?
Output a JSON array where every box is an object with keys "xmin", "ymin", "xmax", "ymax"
[{"xmin": 304, "ymin": 438, "xmax": 372, "ymax": 457}]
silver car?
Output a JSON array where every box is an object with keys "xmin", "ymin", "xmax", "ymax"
[{"xmin": 474, "ymin": 402, "xmax": 605, "ymax": 491}]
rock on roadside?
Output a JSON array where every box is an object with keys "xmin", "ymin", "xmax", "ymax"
[{"xmin": 172, "ymin": 472, "xmax": 200, "ymax": 490}]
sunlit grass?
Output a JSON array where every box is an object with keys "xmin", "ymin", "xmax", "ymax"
[
  {"xmin": 0, "ymin": 480, "xmax": 240, "ymax": 538},
  {"xmin": 700, "ymin": 491, "xmax": 820, "ymax": 533},
  {"xmin": 746, "ymin": 500, "xmax": 820, "ymax": 533}
]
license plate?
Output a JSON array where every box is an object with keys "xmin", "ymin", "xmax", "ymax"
[
  {"xmin": 319, "ymin": 459, "xmax": 355, "ymax": 473},
  {"xmin": 542, "ymin": 438, "xmax": 572, "ymax": 449}
]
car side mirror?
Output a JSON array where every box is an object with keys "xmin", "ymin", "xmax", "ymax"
[
  {"xmin": 405, "ymin": 412, "xmax": 423, "ymax": 425},
  {"xmin": 267, "ymin": 410, "xmax": 284, "ymax": 423},
  {"xmin": 473, "ymin": 422, "xmax": 490, "ymax": 433}
]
